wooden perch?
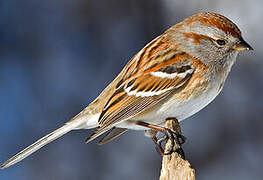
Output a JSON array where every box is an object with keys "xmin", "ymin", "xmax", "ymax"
[{"xmin": 159, "ymin": 119, "xmax": 195, "ymax": 180}]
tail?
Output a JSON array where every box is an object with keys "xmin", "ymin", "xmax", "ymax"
[{"xmin": 1, "ymin": 117, "xmax": 86, "ymax": 169}]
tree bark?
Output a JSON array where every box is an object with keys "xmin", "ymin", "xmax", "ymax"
[{"xmin": 159, "ymin": 119, "xmax": 195, "ymax": 180}]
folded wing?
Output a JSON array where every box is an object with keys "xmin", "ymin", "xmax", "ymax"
[{"xmin": 86, "ymin": 41, "xmax": 195, "ymax": 143}]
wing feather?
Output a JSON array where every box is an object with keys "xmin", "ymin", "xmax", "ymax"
[
  {"xmin": 86, "ymin": 37, "xmax": 196, "ymax": 143},
  {"xmin": 98, "ymin": 61, "xmax": 194, "ymax": 127}
]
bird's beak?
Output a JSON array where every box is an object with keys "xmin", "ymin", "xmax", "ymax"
[{"xmin": 233, "ymin": 38, "xmax": 253, "ymax": 51}]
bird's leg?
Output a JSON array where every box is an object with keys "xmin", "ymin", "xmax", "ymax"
[
  {"xmin": 136, "ymin": 118, "xmax": 186, "ymax": 159},
  {"xmin": 152, "ymin": 135, "xmax": 165, "ymax": 155},
  {"xmin": 145, "ymin": 129, "xmax": 164, "ymax": 155}
]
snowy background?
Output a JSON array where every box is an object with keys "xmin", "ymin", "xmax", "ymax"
[{"xmin": 0, "ymin": 0, "xmax": 262, "ymax": 179}]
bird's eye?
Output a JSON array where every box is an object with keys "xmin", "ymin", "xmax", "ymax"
[{"xmin": 216, "ymin": 39, "xmax": 226, "ymax": 46}]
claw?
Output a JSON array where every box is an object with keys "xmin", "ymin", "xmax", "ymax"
[
  {"xmin": 136, "ymin": 120, "xmax": 186, "ymax": 159},
  {"xmin": 157, "ymin": 135, "xmax": 168, "ymax": 145},
  {"xmin": 155, "ymin": 135, "xmax": 167, "ymax": 156},
  {"xmin": 162, "ymin": 128, "xmax": 186, "ymax": 158},
  {"xmin": 178, "ymin": 134, "xmax": 186, "ymax": 144}
]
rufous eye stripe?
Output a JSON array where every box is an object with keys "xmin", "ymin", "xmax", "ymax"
[{"xmin": 183, "ymin": 32, "xmax": 214, "ymax": 44}]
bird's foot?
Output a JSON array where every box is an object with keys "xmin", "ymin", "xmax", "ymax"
[{"xmin": 156, "ymin": 128, "xmax": 186, "ymax": 159}]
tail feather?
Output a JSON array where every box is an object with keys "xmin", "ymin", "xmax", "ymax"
[
  {"xmin": 98, "ymin": 127, "xmax": 127, "ymax": 145},
  {"xmin": 85, "ymin": 126, "xmax": 111, "ymax": 144},
  {"xmin": 1, "ymin": 118, "xmax": 85, "ymax": 169}
]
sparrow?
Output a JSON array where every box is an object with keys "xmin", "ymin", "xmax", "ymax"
[{"xmin": 1, "ymin": 12, "xmax": 253, "ymax": 169}]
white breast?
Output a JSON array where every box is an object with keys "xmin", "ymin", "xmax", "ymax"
[
  {"xmin": 117, "ymin": 75, "xmax": 223, "ymax": 130},
  {"xmin": 161, "ymin": 81, "xmax": 220, "ymax": 121}
]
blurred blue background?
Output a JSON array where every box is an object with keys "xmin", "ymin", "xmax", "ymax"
[{"xmin": 0, "ymin": 0, "xmax": 262, "ymax": 179}]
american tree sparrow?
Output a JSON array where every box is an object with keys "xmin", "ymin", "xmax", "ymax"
[{"xmin": 1, "ymin": 12, "xmax": 253, "ymax": 169}]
